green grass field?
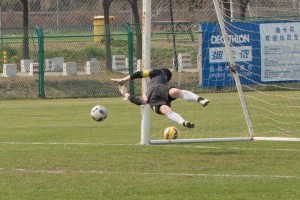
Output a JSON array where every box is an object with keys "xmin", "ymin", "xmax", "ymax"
[{"xmin": 0, "ymin": 98, "xmax": 299, "ymax": 200}]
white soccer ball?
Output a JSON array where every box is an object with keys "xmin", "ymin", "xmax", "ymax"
[
  {"xmin": 91, "ymin": 105, "xmax": 107, "ymax": 122},
  {"xmin": 163, "ymin": 126, "xmax": 179, "ymax": 140}
]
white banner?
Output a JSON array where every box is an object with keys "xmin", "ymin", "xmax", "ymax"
[
  {"xmin": 260, "ymin": 22, "xmax": 300, "ymax": 82},
  {"xmin": 209, "ymin": 46, "xmax": 252, "ymax": 63}
]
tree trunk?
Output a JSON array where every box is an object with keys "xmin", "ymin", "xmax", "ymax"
[
  {"xmin": 240, "ymin": 0, "xmax": 250, "ymax": 21},
  {"xmin": 21, "ymin": 0, "xmax": 29, "ymax": 59},
  {"xmin": 169, "ymin": 0, "xmax": 178, "ymax": 71},
  {"xmin": 129, "ymin": 0, "xmax": 142, "ymax": 60},
  {"xmin": 102, "ymin": 0, "xmax": 113, "ymax": 71},
  {"xmin": 223, "ymin": 0, "xmax": 231, "ymax": 22}
]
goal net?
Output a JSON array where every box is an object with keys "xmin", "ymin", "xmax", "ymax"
[{"xmin": 141, "ymin": 0, "xmax": 300, "ymax": 144}]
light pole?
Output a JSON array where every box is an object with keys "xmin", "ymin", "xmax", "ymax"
[
  {"xmin": 56, "ymin": 0, "xmax": 59, "ymax": 26},
  {"xmin": 230, "ymin": 0, "xmax": 233, "ymax": 22},
  {"xmin": 0, "ymin": 6, "xmax": 2, "ymax": 50}
]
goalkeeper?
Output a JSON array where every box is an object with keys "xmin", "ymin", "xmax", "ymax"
[{"xmin": 111, "ymin": 68, "xmax": 209, "ymax": 128}]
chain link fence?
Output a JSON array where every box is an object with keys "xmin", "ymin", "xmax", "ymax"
[
  {"xmin": 2, "ymin": 1, "xmax": 300, "ymax": 27},
  {"xmin": 1, "ymin": 0, "xmax": 300, "ymax": 99},
  {"xmin": 0, "ymin": 23, "xmax": 200, "ymax": 99},
  {"xmin": 0, "ymin": 24, "xmax": 134, "ymax": 98}
]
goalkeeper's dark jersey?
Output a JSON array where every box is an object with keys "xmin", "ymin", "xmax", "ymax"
[
  {"xmin": 130, "ymin": 69, "xmax": 168, "ymax": 84},
  {"xmin": 129, "ymin": 69, "xmax": 175, "ymax": 113}
]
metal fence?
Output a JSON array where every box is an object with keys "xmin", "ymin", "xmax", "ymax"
[
  {"xmin": 1, "ymin": 1, "xmax": 300, "ymax": 27},
  {"xmin": 0, "ymin": 23, "xmax": 200, "ymax": 99},
  {"xmin": 2, "ymin": 0, "xmax": 300, "ymax": 99}
]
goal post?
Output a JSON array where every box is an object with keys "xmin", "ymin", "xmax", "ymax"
[
  {"xmin": 140, "ymin": 0, "xmax": 152, "ymax": 145},
  {"xmin": 212, "ymin": 0, "xmax": 255, "ymax": 139},
  {"xmin": 141, "ymin": 0, "xmax": 300, "ymax": 144}
]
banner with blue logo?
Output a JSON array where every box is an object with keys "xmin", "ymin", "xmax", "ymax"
[{"xmin": 201, "ymin": 21, "xmax": 300, "ymax": 87}]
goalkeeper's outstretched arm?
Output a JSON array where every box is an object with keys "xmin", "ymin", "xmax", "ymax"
[
  {"xmin": 111, "ymin": 70, "xmax": 149, "ymax": 106},
  {"xmin": 127, "ymin": 94, "xmax": 147, "ymax": 105},
  {"xmin": 117, "ymin": 84, "xmax": 148, "ymax": 106},
  {"xmin": 111, "ymin": 70, "xmax": 150, "ymax": 85}
]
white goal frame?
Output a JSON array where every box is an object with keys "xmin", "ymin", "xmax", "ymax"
[{"xmin": 140, "ymin": 0, "xmax": 300, "ymax": 144}]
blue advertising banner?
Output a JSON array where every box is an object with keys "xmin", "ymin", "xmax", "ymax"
[{"xmin": 201, "ymin": 21, "xmax": 300, "ymax": 87}]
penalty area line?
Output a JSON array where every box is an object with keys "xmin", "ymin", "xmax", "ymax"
[{"xmin": 0, "ymin": 168, "xmax": 299, "ymax": 180}]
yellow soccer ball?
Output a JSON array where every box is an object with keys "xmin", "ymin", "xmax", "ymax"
[{"xmin": 163, "ymin": 126, "xmax": 179, "ymax": 140}]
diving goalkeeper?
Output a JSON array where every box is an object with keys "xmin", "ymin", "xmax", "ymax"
[{"xmin": 111, "ymin": 68, "xmax": 209, "ymax": 128}]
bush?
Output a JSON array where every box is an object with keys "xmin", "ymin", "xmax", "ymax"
[{"xmin": 44, "ymin": 46, "xmax": 106, "ymax": 62}]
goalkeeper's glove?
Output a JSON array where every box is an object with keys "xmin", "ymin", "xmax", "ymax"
[{"xmin": 111, "ymin": 78, "xmax": 125, "ymax": 85}]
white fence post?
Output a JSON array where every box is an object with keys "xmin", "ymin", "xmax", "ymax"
[
  {"xmin": 63, "ymin": 62, "xmax": 77, "ymax": 76},
  {"xmin": 3, "ymin": 64, "xmax": 17, "ymax": 77}
]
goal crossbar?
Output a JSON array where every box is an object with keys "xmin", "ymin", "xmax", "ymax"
[
  {"xmin": 150, "ymin": 137, "xmax": 300, "ymax": 144},
  {"xmin": 253, "ymin": 137, "xmax": 300, "ymax": 142},
  {"xmin": 150, "ymin": 137, "xmax": 252, "ymax": 144},
  {"xmin": 140, "ymin": 0, "xmax": 300, "ymax": 145}
]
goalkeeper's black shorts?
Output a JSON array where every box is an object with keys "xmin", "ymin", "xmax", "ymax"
[{"xmin": 147, "ymin": 83, "xmax": 176, "ymax": 114}]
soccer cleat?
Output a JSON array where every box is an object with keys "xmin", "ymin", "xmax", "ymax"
[
  {"xmin": 183, "ymin": 121, "xmax": 195, "ymax": 128},
  {"xmin": 118, "ymin": 85, "xmax": 129, "ymax": 96},
  {"xmin": 200, "ymin": 99, "xmax": 209, "ymax": 107}
]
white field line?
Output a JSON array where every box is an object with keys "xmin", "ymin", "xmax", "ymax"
[
  {"xmin": 1, "ymin": 142, "xmax": 299, "ymax": 179},
  {"xmin": 0, "ymin": 141, "xmax": 299, "ymax": 152},
  {"xmin": 0, "ymin": 168, "xmax": 299, "ymax": 179}
]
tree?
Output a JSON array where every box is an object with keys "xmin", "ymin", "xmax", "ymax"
[
  {"xmin": 126, "ymin": 0, "xmax": 142, "ymax": 60},
  {"xmin": 223, "ymin": 0, "xmax": 231, "ymax": 22},
  {"xmin": 20, "ymin": 0, "xmax": 29, "ymax": 59},
  {"xmin": 239, "ymin": 0, "xmax": 250, "ymax": 21},
  {"xmin": 102, "ymin": 0, "xmax": 113, "ymax": 71},
  {"xmin": 169, "ymin": 0, "xmax": 179, "ymax": 71}
]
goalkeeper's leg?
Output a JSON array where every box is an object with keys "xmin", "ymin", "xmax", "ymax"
[
  {"xmin": 169, "ymin": 88, "xmax": 210, "ymax": 107},
  {"xmin": 159, "ymin": 105, "xmax": 194, "ymax": 128}
]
